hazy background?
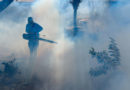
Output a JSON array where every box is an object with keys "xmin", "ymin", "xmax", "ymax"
[{"xmin": 0, "ymin": 0, "xmax": 130, "ymax": 90}]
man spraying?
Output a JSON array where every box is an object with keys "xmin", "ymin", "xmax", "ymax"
[
  {"xmin": 22, "ymin": 17, "xmax": 43, "ymax": 77},
  {"xmin": 23, "ymin": 17, "xmax": 43, "ymax": 57}
]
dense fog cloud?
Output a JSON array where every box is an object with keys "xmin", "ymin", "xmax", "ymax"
[{"xmin": 0, "ymin": 0, "xmax": 130, "ymax": 90}]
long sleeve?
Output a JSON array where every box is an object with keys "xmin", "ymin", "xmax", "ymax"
[
  {"xmin": 33, "ymin": 23, "xmax": 43, "ymax": 33},
  {"xmin": 26, "ymin": 24, "xmax": 30, "ymax": 33}
]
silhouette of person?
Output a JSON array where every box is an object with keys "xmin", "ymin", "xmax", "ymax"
[{"xmin": 25, "ymin": 17, "xmax": 43, "ymax": 56}]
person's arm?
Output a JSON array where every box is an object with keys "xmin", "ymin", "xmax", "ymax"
[
  {"xmin": 37, "ymin": 24, "xmax": 43, "ymax": 32},
  {"xmin": 34, "ymin": 23, "xmax": 43, "ymax": 33},
  {"xmin": 26, "ymin": 24, "xmax": 30, "ymax": 33}
]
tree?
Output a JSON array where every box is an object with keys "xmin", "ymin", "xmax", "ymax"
[
  {"xmin": 108, "ymin": 37, "xmax": 120, "ymax": 67},
  {"xmin": 89, "ymin": 38, "xmax": 120, "ymax": 77}
]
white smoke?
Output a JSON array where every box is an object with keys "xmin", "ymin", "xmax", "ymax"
[{"xmin": 0, "ymin": 0, "xmax": 130, "ymax": 90}]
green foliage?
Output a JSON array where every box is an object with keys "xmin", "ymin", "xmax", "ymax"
[{"xmin": 89, "ymin": 38, "xmax": 120, "ymax": 77}]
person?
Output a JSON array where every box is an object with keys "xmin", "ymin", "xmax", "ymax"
[
  {"xmin": 25, "ymin": 17, "xmax": 43, "ymax": 57},
  {"xmin": 26, "ymin": 17, "xmax": 43, "ymax": 35}
]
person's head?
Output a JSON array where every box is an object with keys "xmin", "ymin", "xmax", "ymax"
[{"xmin": 28, "ymin": 17, "xmax": 33, "ymax": 23}]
